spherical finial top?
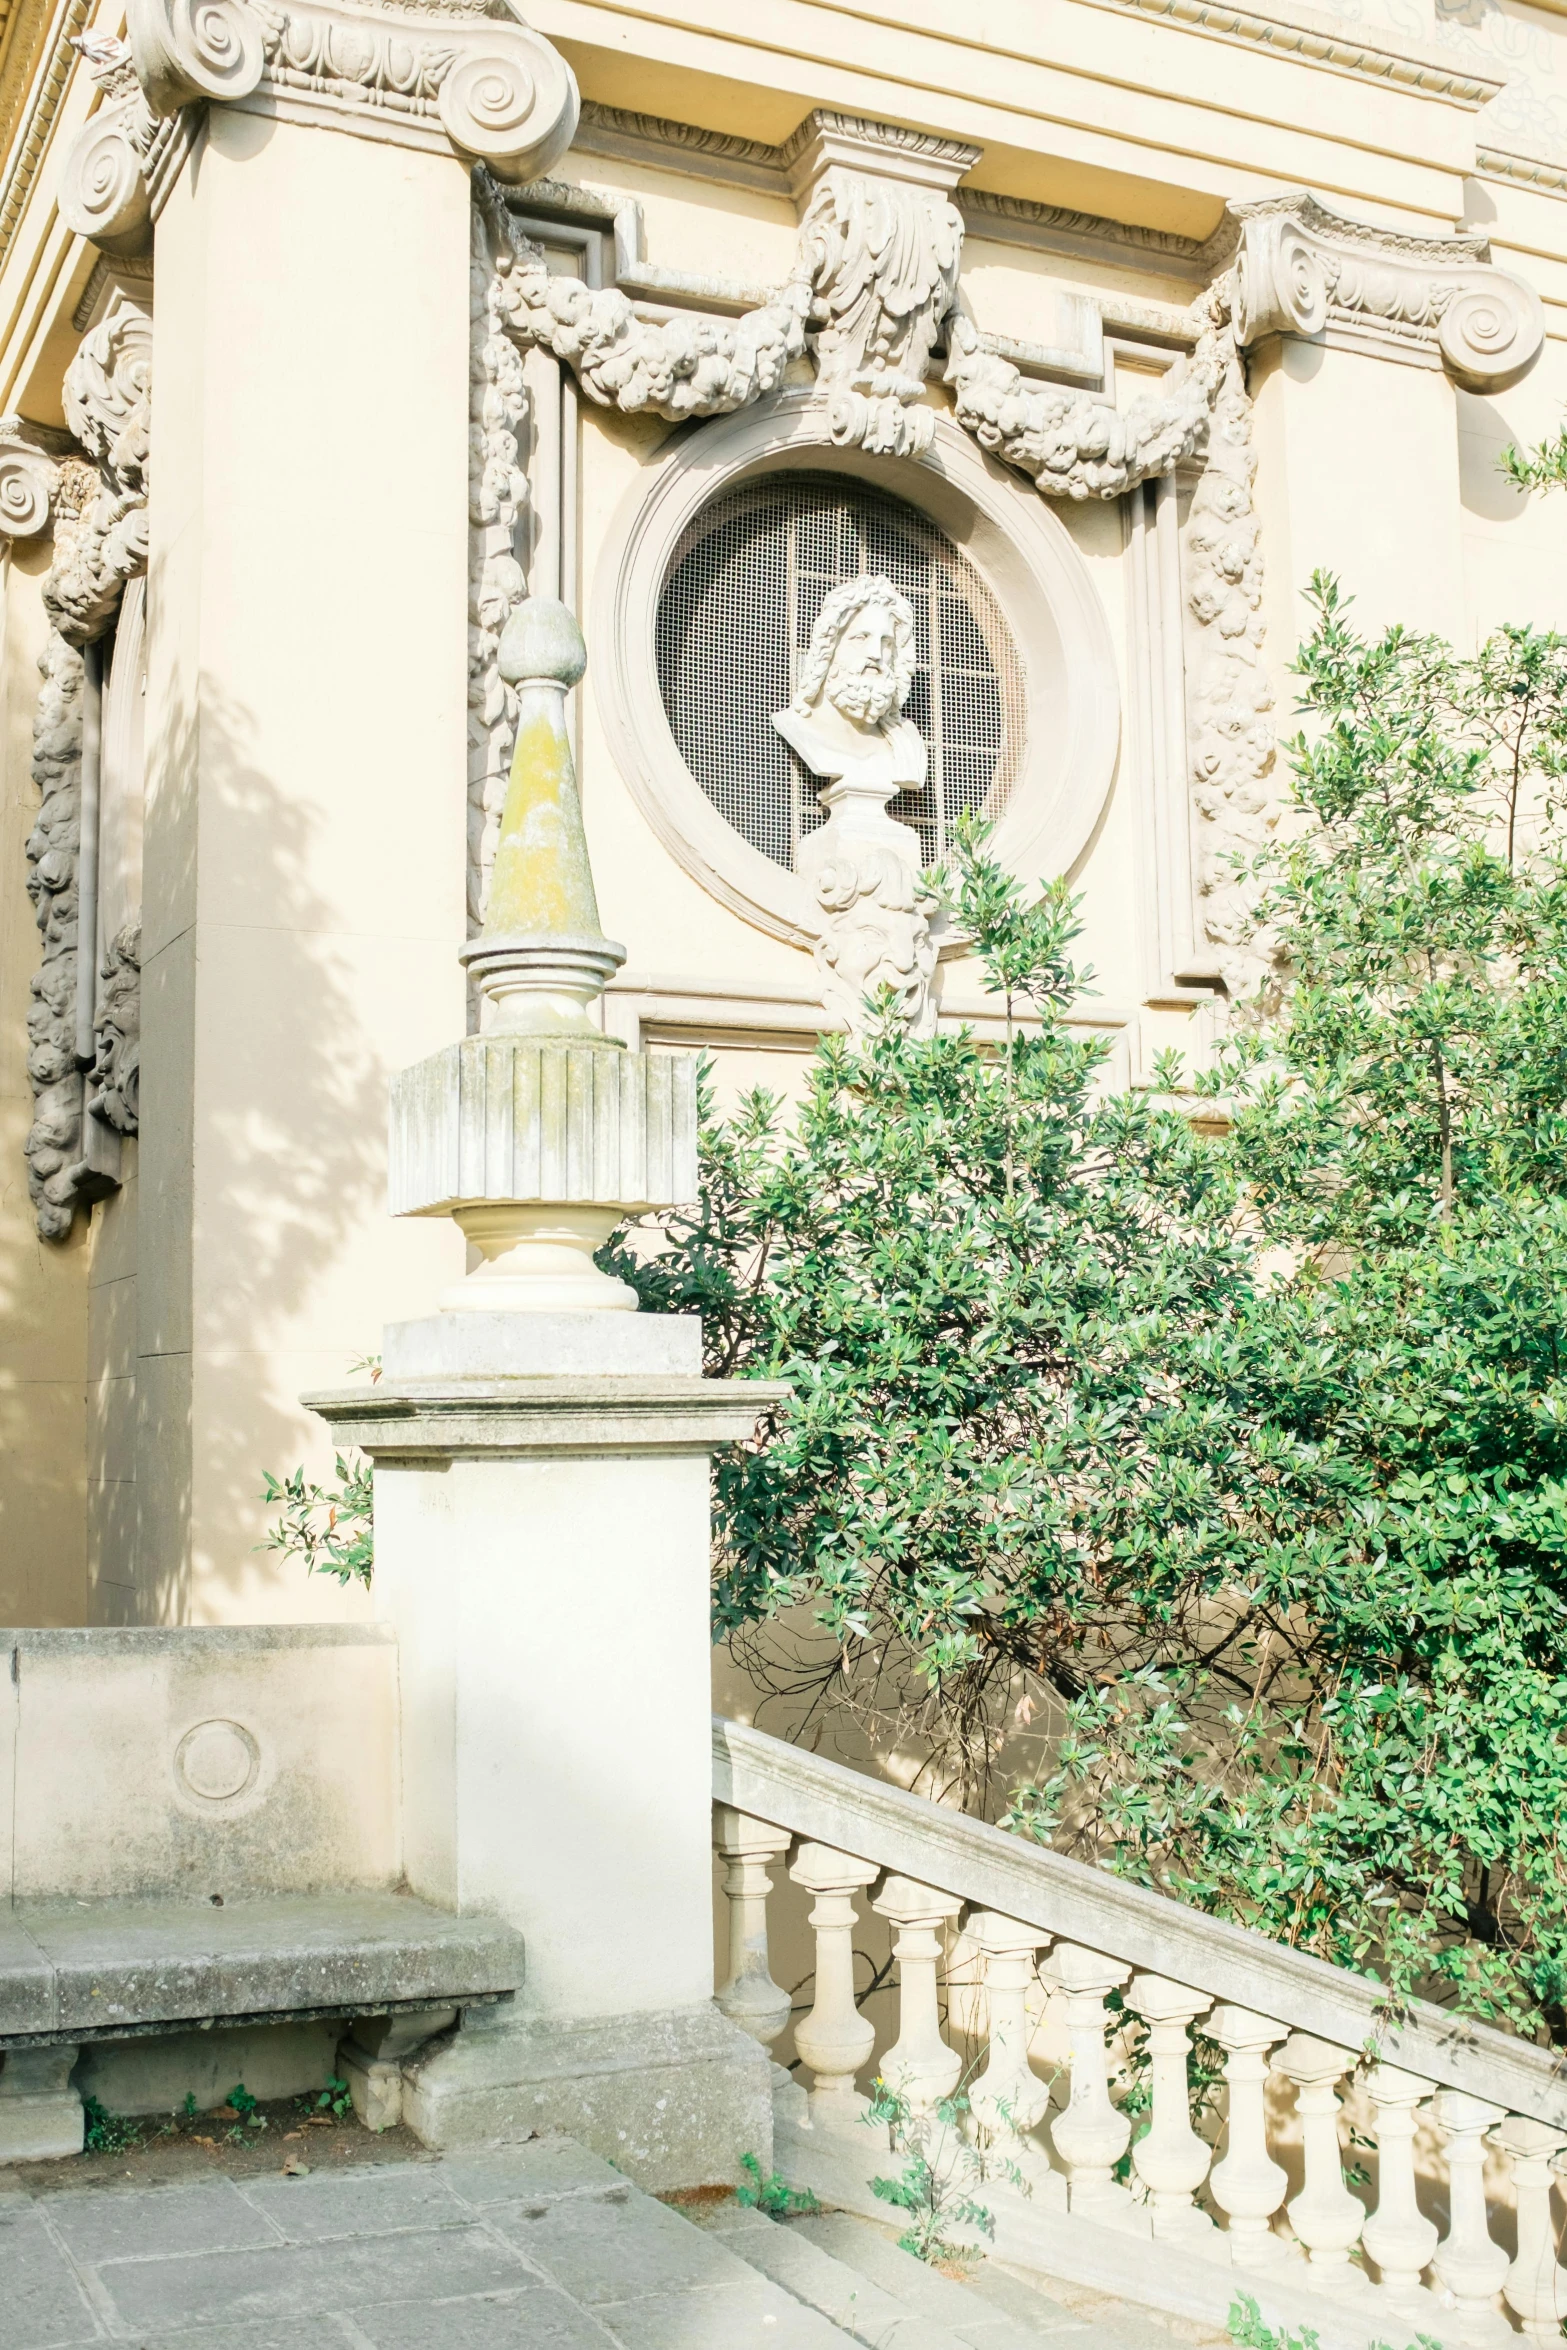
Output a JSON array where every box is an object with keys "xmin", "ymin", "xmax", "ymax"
[{"xmin": 498, "ymin": 596, "xmax": 587, "ymax": 689}]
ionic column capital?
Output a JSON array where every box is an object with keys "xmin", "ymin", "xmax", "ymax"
[
  {"xmin": 65, "ymin": 0, "xmax": 580, "ymax": 255},
  {"xmin": 1229, "ymin": 192, "xmax": 1543, "ymax": 393}
]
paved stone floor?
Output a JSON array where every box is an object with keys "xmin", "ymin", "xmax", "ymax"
[
  {"xmin": 3, "ymin": 2134, "xmax": 854, "ymax": 2350},
  {"xmin": 1, "ymin": 2129, "xmax": 1214, "ymax": 2350}
]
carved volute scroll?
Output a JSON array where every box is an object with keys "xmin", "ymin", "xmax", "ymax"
[
  {"xmin": 60, "ymin": 36, "xmax": 160, "ymax": 255},
  {"xmin": 0, "ymin": 424, "xmax": 60, "ymax": 543},
  {"xmin": 127, "ymin": 0, "xmax": 266, "ymax": 115},
  {"xmin": 113, "ymin": 0, "xmax": 578, "ymax": 177},
  {"xmin": 1229, "ymin": 193, "xmax": 1544, "ymax": 392}
]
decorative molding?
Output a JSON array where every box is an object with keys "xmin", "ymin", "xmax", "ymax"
[
  {"xmin": 89, "ymin": 917, "xmax": 140, "ymax": 1138},
  {"xmin": 945, "ymin": 298, "xmax": 1218, "ymax": 501},
  {"xmin": 481, "ymin": 166, "xmax": 806, "ymax": 421},
  {"xmin": 71, "ymin": 247, "xmax": 155, "ymax": 334},
  {"xmin": 118, "ymin": 0, "xmax": 579, "ymax": 177},
  {"xmin": 571, "ymin": 98, "xmax": 786, "ymax": 194},
  {"xmin": 23, "ymin": 577, "xmax": 88, "ymax": 1240},
  {"xmin": 1182, "ymin": 293, "xmax": 1277, "ymax": 994},
  {"xmin": 0, "ymin": 0, "xmax": 94, "ymax": 271},
  {"xmin": 59, "ymin": 34, "xmax": 158, "ymax": 255},
  {"xmin": 787, "ymin": 114, "xmax": 973, "ymax": 459},
  {"xmin": 1475, "ymin": 145, "xmax": 1567, "ymax": 198},
  {"xmin": 45, "ymin": 291, "xmax": 150, "ymax": 645},
  {"xmin": 1093, "ymin": 0, "xmax": 1502, "ymax": 106},
  {"xmin": 1229, "ymin": 194, "xmax": 1543, "ymax": 389},
  {"xmin": 23, "ymin": 301, "xmax": 150, "ymax": 1238},
  {"xmin": 468, "ymin": 180, "xmax": 530, "ymax": 934},
  {"xmin": 960, "ymin": 186, "xmax": 1215, "ymax": 286}
]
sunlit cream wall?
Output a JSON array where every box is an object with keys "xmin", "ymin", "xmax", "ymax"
[{"xmin": 2, "ymin": 0, "xmax": 1567, "ymax": 1619}]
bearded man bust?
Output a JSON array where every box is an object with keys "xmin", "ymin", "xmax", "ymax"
[{"xmin": 771, "ymin": 574, "xmax": 939, "ymax": 1037}]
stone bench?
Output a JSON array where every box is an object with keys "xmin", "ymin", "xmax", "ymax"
[{"xmin": 0, "ymin": 1890, "xmax": 526, "ymax": 2159}]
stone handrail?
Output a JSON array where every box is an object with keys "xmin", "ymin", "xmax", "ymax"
[
  {"xmin": 712, "ymin": 1714, "xmax": 1567, "ymax": 2125},
  {"xmin": 712, "ymin": 1713, "xmax": 1567, "ymax": 2337}
]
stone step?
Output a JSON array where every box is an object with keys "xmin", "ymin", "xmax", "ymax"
[
  {"xmin": 774, "ymin": 2208, "xmax": 1166, "ymax": 2350},
  {"xmin": 963, "ymin": 2256, "xmax": 1232, "ymax": 2350},
  {"xmin": 701, "ymin": 2199, "xmax": 980, "ymax": 2350}
]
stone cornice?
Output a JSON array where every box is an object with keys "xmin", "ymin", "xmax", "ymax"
[
  {"xmin": 0, "ymin": 0, "xmax": 90, "ymax": 269},
  {"xmin": 960, "ymin": 186, "xmax": 1212, "ymax": 284},
  {"xmin": 306, "ymin": 1374, "xmax": 789, "ymax": 1457},
  {"xmin": 1476, "ymin": 145, "xmax": 1567, "ymax": 199},
  {"xmin": 1087, "ymin": 0, "xmax": 1503, "ymax": 105}
]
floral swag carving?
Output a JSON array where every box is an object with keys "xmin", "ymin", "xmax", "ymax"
[{"xmin": 23, "ymin": 298, "xmax": 151, "ymax": 1238}]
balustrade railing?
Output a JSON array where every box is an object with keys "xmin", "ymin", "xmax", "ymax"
[{"xmin": 712, "ymin": 1715, "xmax": 1567, "ymax": 2343}]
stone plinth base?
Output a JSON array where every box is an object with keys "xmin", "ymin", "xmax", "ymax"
[
  {"xmin": 0, "ymin": 2047, "xmax": 83, "ymax": 2160},
  {"xmin": 401, "ymin": 2000, "xmax": 771, "ymax": 2191}
]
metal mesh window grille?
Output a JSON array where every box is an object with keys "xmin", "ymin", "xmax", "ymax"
[{"xmin": 655, "ymin": 473, "xmax": 1025, "ymax": 870}]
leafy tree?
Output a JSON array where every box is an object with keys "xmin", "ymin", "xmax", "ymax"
[
  {"xmin": 615, "ymin": 580, "xmax": 1567, "ymax": 2040},
  {"xmin": 612, "ymin": 828, "xmax": 1269, "ymax": 1800}
]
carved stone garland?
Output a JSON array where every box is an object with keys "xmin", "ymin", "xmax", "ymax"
[
  {"xmin": 22, "ymin": 300, "xmax": 151, "ymax": 1238},
  {"xmin": 468, "ymin": 189, "xmax": 530, "ymax": 932},
  {"xmin": 24, "ymin": 468, "xmax": 92, "ymax": 1241},
  {"xmin": 1184, "ymin": 301, "xmax": 1275, "ymax": 994}
]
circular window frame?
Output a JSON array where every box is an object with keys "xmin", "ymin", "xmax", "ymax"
[{"xmin": 591, "ymin": 389, "xmax": 1121, "ymax": 952}]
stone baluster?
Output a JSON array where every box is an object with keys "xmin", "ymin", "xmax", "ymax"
[
  {"xmin": 968, "ymin": 1911, "xmax": 1052, "ymax": 2154},
  {"xmin": 1274, "ymin": 2034, "xmax": 1365, "ymax": 2284},
  {"xmin": 873, "ymin": 1875, "xmax": 964, "ymax": 2113},
  {"xmin": 789, "ymin": 1842, "xmax": 880, "ymax": 2132},
  {"xmin": 1496, "ymin": 2116, "xmax": 1567, "ymax": 2343},
  {"xmin": 1127, "ymin": 1973, "xmax": 1215, "ymax": 2239},
  {"xmin": 1430, "ymin": 2091, "xmax": 1508, "ymax": 2326},
  {"xmin": 1362, "ymin": 2065, "xmax": 1438, "ymax": 2309},
  {"xmin": 1048, "ymin": 1942, "xmax": 1133, "ymax": 2213},
  {"xmin": 1207, "ymin": 2006, "xmax": 1289, "ymax": 2266},
  {"xmin": 713, "ymin": 1808, "xmax": 793, "ymax": 2046}
]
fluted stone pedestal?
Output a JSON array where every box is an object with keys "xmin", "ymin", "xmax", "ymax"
[{"xmin": 307, "ymin": 1309, "xmax": 783, "ymax": 2189}]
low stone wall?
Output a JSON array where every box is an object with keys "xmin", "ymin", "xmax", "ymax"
[
  {"xmin": 0, "ymin": 1623, "xmax": 403, "ymax": 2120},
  {"xmin": 0, "ymin": 1623, "xmax": 400, "ymax": 1904}
]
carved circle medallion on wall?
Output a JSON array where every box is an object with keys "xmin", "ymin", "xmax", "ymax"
[
  {"xmin": 174, "ymin": 1717, "xmax": 261, "ymax": 1805},
  {"xmin": 593, "ymin": 393, "xmax": 1121, "ymax": 950}
]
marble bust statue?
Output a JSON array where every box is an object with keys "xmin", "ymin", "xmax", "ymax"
[
  {"xmin": 771, "ymin": 574, "xmax": 928, "ymax": 795},
  {"xmin": 771, "ymin": 574, "xmax": 938, "ymax": 1036}
]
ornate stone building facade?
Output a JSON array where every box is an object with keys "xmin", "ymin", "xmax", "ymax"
[{"xmin": 0, "ymin": 0, "xmax": 1563, "ymax": 1623}]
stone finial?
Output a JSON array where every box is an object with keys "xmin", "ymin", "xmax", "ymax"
[
  {"xmin": 460, "ymin": 598, "xmax": 626, "ymax": 1041},
  {"xmin": 390, "ymin": 598, "xmax": 695, "ymax": 1313}
]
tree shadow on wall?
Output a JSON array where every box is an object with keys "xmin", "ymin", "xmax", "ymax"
[{"xmin": 127, "ymin": 674, "xmax": 448, "ymax": 1624}]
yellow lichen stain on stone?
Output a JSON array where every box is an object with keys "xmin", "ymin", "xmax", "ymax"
[{"xmin": 483, "ymin": 703, "xmax": 603, "ymax": 940}]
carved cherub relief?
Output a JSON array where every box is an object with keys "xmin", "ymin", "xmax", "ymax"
[{"xmin": 772, "ymin": 575, "xmax": 938, "ymax": 1037}]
